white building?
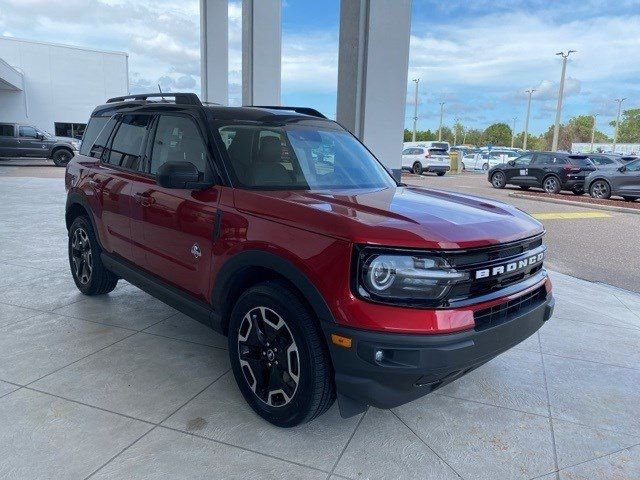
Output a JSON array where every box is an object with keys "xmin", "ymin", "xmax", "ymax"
[
  {"xmin": 572, "ymin": 142, "xmax": 640, "ymax": 155},
  {"xmin": 0, "ymin": 37, "xmax": 129, "ymax": 138}
]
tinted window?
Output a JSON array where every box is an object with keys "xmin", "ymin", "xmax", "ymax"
[
  {"xmin": 514, "ymin": 154, "xmax": 533, "ymax": 166},
  {"xmin": 150, "ymin": 115, "xmax": 209, "ymax": 175},
  {"xmin": 431, "ymin": 142, "xmax": 449, "ymax": 150},
  {"xmin": 0, "ymin": 124, "xmax": 14, "ymax": 137},
  {"xmin": 105, "ymin": 115, "xmax": 152, "ymax": 170},
  {"xmin": 89, "ymin": 117, "xmax": 117, "ymax": 159},
  {"xmin": 589, "ymin": 156, "xmax": 614, "ymax": 166},
  {"xmin": 80, "ymin": 116, "xmax": 110, "ymax": 156},
  {"xmin": 19, "ymin": 126, "xmax": 38, "ymax": 138},
  {"xmin": 569, "ymin": 157, "xmax": 592, "ymax": 167},
  {"xmin": 535, "ymin": 154, "xmax": 567, "ymax": 165},
  {"xmin": 402, "ymin": 148, "xmax": 412, "ymax": 155},
  {"xmin": 217, "ymin": 123, "xmax": 395, "ymax": 190}
]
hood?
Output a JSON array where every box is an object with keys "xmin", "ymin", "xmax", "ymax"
[{"xmin": 233, "ymin": 186, "xmax": 543, "ymax": 249}]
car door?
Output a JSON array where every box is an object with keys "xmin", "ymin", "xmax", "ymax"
[
  {"xmin": 504, "ymin": 153, "xmax": 534, "ymax": 184},
  {"xmin": 129, "ymin": 113, "xmax": 220, "ymax": 301},
  {"xmin": 0, "ymin": 124, "xmax": 18, "ymax": 157},
  {"xmin": 86, "ymin": 114, "xmax": 152, "ymax": 262},
  {"xmin": 17, "ymin": 125, "xmax": 47, "ymax": 157},
  {"xmin": 401, "ymin": 148, "xmax": 413, "ymax": 169},
  {"xmin": 617, "ymin": 160, "xmax": 640, "ymax": 195}
]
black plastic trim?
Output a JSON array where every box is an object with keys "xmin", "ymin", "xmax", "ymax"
[{"xmin": 101, "ymin": 252, "xmax": 222, "ymax": 333}]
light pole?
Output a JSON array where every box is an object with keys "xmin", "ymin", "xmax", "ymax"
[
  {"xmin": 523, "ymin": 89, "xmax": 535, "ymax": 150},
  {"xmin": 613, "ymin": 98, "xmax": 626, "ymax": 153},
  {"xmin": 590, "ymin": 113, "xmax": 599, "ymax": 152},
  {"xmin": 411, "ymin": 79, "xmax": 419, "ymax": 142},
  {"xmin": 511, "ymin": 116, "xmax": 517, "ymax": 148},
  {"xmin": 551, "ymin": 50, "xmax": 576, "ymax": 151},
  {"xmin": 453, "ymin": 117, "xmax": 460, "ymax": 145},
  {"xmin": 438, "ymin": 101, "xmax": 445, "ymax": 141}
]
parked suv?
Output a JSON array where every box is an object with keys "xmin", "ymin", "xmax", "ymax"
[
  {"xmin": 401, "ymin": 146, "xmax": 450, "ymax": 175},
  {"xmin": 0, "ymin": 123, "xmax": 78, "ymax": 166},
  {"xmin": 65, "ymin": 93, "xmax": 554, "ymax": 427},
  {"xmin": 488, "ymin": 151, "xmax": 595, "ymax": 194}
]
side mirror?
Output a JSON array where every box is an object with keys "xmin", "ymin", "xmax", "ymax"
[
  {"xmin": 156, "ymin": 161, "xmax": 209, "ymax": 189},
  {"xmin": 37, "ymin": 134, "xmax": 45, "ymax": 140},
  {"xmin": 508, "ymin": 160, "xmax": 515, "ymax": 167},
  {"xmin": 618, "ymin": 165, "xmax": 627, "ymax": 172}
]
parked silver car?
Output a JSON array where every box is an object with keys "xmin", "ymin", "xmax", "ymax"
[{"xmin": 585, "ymin": 158, "xmax": 640, "ymax": 201}]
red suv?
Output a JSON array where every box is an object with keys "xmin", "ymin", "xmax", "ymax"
[{"xmin": 65, "ymin": 93, "xmax": 554, "ymax": 427}]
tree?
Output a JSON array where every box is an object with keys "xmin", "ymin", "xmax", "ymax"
[
  {"xmin": 609, "ymin": 108, "xmax": 640, "ymax": 143},
  {"xmin": 463, "ymin": 128, "xmax": 484, "ymax": 146},
  {"xmin": 483, "ymin": 123, "xmax": 512, "ymax": 147}
]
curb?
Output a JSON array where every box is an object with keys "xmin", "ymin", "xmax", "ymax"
[{"xmin": 508, "ymin": 192, "xmax": 640, "ymax": 216}]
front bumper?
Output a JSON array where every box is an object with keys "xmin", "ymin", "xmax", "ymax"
[{"xmin": 323, "ymin": 291, "xmax": 554, "ymax": 417}]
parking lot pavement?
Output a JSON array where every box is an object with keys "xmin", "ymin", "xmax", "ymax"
[
  {"xmin": 403, "ymin": 172, "xmax": 640, "ymax": 294},
  {"xmin": 0, "ymin": 175, "xmax": 639, "ymax": 479}
]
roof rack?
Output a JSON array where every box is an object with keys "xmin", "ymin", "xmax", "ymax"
[
  {"xmin": 250, "ymin": 105, "xmax": 327, "ymax": 119},
  {"xmin": 106, "ymin": 93, "xmax": 202, "ymax": 106}
]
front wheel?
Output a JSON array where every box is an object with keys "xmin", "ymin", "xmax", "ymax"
[
  {"xmin": 436, "ymin": 171, "xmax": 446, "ymax": 177},
  {"xmin": 491, "ymin": 171, "xmax": 506, "ymax": 189},
  {"xmin": 52, "ymin": 149, "xmax": 73, "ymax": 167},
  {"xmin": 589, "ymin": 180, "xmax": 611, "ymax": 199},
  {"xmin": 482, "ymin": 163, "xmax": 489, "ymax": 171},
  {"xmin": 572, "ymin": 187, "xmax": 584, "ymax": 196},
  {"xmin": 412, "ymin": 162, "xmax": 423, "ymax": 175},
  {"xmin": 228, "ymin": 281, "xmax": 335, "ymax": 427}
]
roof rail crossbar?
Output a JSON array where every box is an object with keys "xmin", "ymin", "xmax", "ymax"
[
  {"xmin": 106, "ymin": 93, "xmax": 202, "ymax": 106},
  {"xmin": 250, "ymin": 105, "xmax": 327, "ymax": 119}
]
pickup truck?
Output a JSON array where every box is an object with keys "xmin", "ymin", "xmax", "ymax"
[{"xmin": 0, "ymin": 123, "xmax": 79, "ymax": 166}]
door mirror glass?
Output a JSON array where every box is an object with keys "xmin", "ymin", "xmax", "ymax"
[
  {"xmin": 156, "ymin": 161, "xmax": 206, "ymax": 189},
  {"xmin": 508, "ymin": 160, "xmax": 515, "ymax": 167}
]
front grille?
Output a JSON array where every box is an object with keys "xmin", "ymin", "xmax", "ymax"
[{"xmin": 473, "ymin": 286, "xmax": 547, "ymax": 331}]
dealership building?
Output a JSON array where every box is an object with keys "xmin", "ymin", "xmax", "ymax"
[{"xmin": 0, "ymin": 37, "xmax": 129, "ymax": 139}]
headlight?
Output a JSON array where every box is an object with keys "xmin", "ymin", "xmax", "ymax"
[{"xmin": 356, "ymin": 250, "xmax": 469, "ymax": 305}]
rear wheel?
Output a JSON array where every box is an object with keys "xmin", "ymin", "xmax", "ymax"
[
  {"xmin": 543, "ymin": 175, "xmax": 561, "ymax": 194},
  {"xmin": 52, "ymin": 148, "xmax": 73, "ymax": 167},
  {"xmin": 412, "ymin": 162, "xmax": 423, "ymax": 175},
  {"xmin": 491, "ymin": 171, "xmax": 506, "ymax": 189},
  {"xmin": 228, "ymin": 281, "xmax": 335, "ymax": 427},
  {"xmin": 482, "ymin": 163, "xmax": 489, "ymax": 171},
  {"xmin": 68, "ymin": 216, "xmax": 118, "ymax": 295},
  {"xmin": 589, "ymin": 180, "xmax": 611, "ymax": 199},
  {"xmin": 622, "ymin": 196, "xmax": 636, "ymax": 202},
  {"xmin": 436, "ymin": 171, "xmax": 446, "ymax": 176}
]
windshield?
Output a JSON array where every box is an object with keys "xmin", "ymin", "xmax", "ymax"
[{"xmin": 217, "ymin": 122, "xmax": 396, "ymax": 190}]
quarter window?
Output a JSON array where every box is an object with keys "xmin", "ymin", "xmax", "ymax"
[
  {"xmin": 150, "ymin": 116, "xmax": 209, "ymax": 175},
  {"xmin": 105, "ymin": 115, "xmax": 152, "ymax": 170}
]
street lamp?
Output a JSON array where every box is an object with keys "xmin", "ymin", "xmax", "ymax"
[
  {"xmin": 411, "ymin": 79, "xmax": 420, "ymax": 142},
  {"xmin": 453, "ymin": 117, "xmax": 460, "ymax": 146},
  {"xmin": 590, "ymin": 113, "xmax": 599, "ymax": 153},
  {"xmin": 438, "ymin": 101, "xmax": 445, "ymax": 141},
  {"xmin": 551, "ymin": 50, "xmax": 576, "ymax": 151},
  {"xmin": 511, "ymin": 116, "xmax": 517, "ymax": 148},
  {"xmin": 613, "ymin": 98, "xmax": 626, "ymax": 153},
  {"xmin": 523, "ymin": 89, "xmax": 535, "ymax": 150}
]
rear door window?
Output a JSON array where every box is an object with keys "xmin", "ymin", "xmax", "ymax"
[
  {"xmin": 0, "ymin": 124, "xmax": 14, "ymax": 136},
  {"xmin": 104, "ymin": 115, "xmax": 152, "ymax": 170},
  {"xmin": 80, "ymin": 116, "xmax": 110, "ymax": 156}
]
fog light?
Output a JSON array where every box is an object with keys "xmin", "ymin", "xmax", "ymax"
[{"xmin": 374, "ymin": 350, "xmax": 384, "ymax": 362}]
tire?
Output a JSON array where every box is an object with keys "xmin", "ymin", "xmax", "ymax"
[
  {"xmin": 572, "ymin": 187, "xmax": 584, "ymax": 196},
  {"xmin": 461, "ymin": 162, "xmax": 465, "ymax": 171},
  {"xmin": 543, "ymin": 175, "xmax": 561, "ymax": 194},
  {"xmin": 436, "ymin": 171, "xmax": 446, "ymax": 176},
  {"xmin": 52, "ymin": 148, "xmax": 73, "ymax": 167},
  {"xmin": 622, "ymin": 196, "xmax": 636, "ymax": 202},
  {"xmin": 519, "ymin": 186, "xmax": 530, "ymax": 190},
  {"xmin": 228, "ymin": 280, "xmax": 335, "ymax": 427},
  {"xmin": 589, "ymin": 180, "xmax": 611, "ymax": 199},
  {"xmin": 482, "ymin": 163, "xmax": 489, "ymax": 171},
  {"xmin": 491, "ymin": 171, "xmax": 506, "ymax": 189},
  {"xmin": 68, "ymin": 216, "xmax": 118, "ymax": 295},
  {"xmin": 412, "ymin": 162, "xmax": 423, "ymax": 175}
]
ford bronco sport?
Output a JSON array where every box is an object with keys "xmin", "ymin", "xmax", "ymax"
[{"xmin": 65, "ymin": 93, "xmax": 554, "ymax": 427}]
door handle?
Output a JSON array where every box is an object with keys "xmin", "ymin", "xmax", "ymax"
[{"xmin": 134, "ymin": 192, "xmax": 155, "ymax": 206}]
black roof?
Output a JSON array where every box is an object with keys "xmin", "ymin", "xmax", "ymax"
[{"xmin": 92, "ymin": 92, "xmax": 329, "ymax": 124}]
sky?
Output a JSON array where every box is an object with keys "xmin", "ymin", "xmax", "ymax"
[{"xmin": 1, "ymin": 0, "xmax": 639, "ymax": 136}]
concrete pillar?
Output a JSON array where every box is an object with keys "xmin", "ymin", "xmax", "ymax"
[
  {"xmin": 336, "ymin": 0, "xmax": 412, "ymax": 178},
  {"xmin": 242, "ymin": 0, "xmax": 281, "ymax": 105},
  {"xmin": 200, "ymin": 0, "xmax": 229, "ymax": 105}
]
